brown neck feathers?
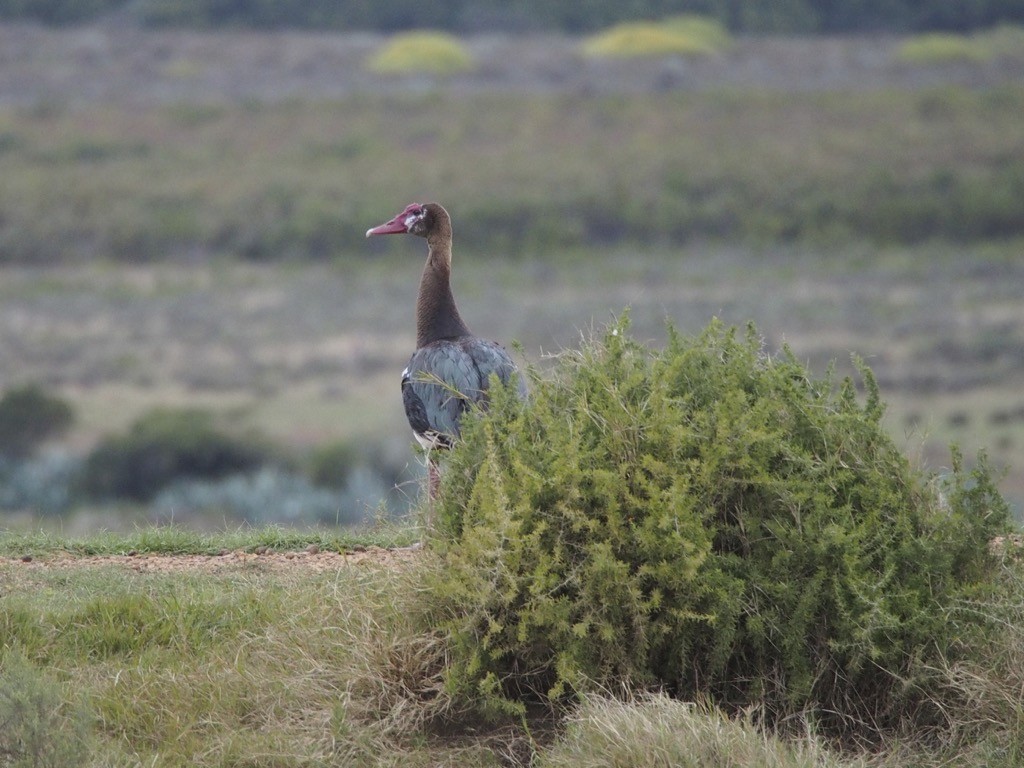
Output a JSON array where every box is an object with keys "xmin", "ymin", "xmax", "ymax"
[{"xmin": 416, "ymin": 208, "xmax": 471, "ymax": 347}]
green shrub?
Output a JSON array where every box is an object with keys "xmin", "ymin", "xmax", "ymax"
[
  {"xmin": 662, "ymin": 14, "xmax": 733, "ymax": 50},
  {"xmin": 365, "ymin": 32, "xmax": 474, "ymax": 76},
  {"xmin": 0, "ymin": 384, "xmax": 74, "ymax": 459},
  {"xmin": 0, "ymin": 651, "xmax": 92, "ymax": 767},
  {"xmin": 581, "ymin": 16, "xmax": 729, "ymax": 58},
  {"xmin": 897, "ymin": 26, "xmax": 1024, "ymax": 65},
  {"xmin": 81, "ymin": 408, "xmax": 270, "ymax": 501},
  {"xmin": 898, "ymin": 33, "xmax": 992, "ymax": 64},
  {"xmin": 430, "ymin": 316, "xmax": 1011, "ymax": 733},
  {"xmin": 307, "ymin": 440, "xmax": 362, "ymax": 490}
]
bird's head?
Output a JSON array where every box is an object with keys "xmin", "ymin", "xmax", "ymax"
[{"xmin": 366, "ymin": 202, "xmax": 435, "ymax": 239}]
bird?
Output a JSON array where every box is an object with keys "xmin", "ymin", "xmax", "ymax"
[{"xmin": 366, "ymin": 202, "xmax": 527, "ymax": 501}]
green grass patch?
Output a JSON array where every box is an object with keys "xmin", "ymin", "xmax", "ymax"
[
  {"xmin": 0, "ymin": 523, "xmax": 417, "ymax": 558},
  {"xmin": 365, "ymin": 31, "xmax": 474, "ymax": 76},
  {"xmin": 1, "ymin": 544, "xmax": 466, "ymax": 766}
]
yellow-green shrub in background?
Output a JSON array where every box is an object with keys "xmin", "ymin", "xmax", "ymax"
[
  {"xmin": 662, "ymin": 14, "xmax": 732, "ymax": 50},
  {"xmin": 581, "ymin": 15, "xmax": 730, "ymax": 58},
  {"xmin": 898, "ymin": 33, "xmax": 991, "ymax": 63},
  {"xmin": 366, "ymin": 32, "xmax": 474, "ymax": 76},
  {"xmin": 898, "ymin": 24, "xmax": 1024, "ymax": 64}
]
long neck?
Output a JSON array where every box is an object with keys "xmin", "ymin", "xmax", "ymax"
[{"xmin": 416, "ymin": 236, "xmax": 471, "ymax": 347}]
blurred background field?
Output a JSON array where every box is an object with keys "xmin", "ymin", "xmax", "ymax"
[{"xmin": 0, "ymin": 7, "xmax": 1022, "ymax": 530}]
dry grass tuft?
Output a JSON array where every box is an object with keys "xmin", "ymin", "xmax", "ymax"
[
  {"xmin": 906, "ymin": 559, "xmax": 1024, "ymax": 766},
  {"xmin": 538, "ymin": 694, "xmax": 852, "ymax": 768}
]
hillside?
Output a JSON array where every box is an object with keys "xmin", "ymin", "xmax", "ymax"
[{"xmin": 3, "ymin": 24, "xmax": 1024, "ymax": 108}]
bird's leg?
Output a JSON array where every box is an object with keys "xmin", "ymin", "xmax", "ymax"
[
  {"xmin": 426, "ymin": 456, "xmax": 441, "ymax": 530},
  {"xmin": 428, "ymin": 456, "xmax": 440, "ymax": 505}
]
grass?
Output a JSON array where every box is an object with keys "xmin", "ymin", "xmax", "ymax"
[
  {"xmin": 539, "ymin": 695, "xmax": 851, "ymax": 768},
  {"xmin": 4, "ymin": 525, "xmax": 1024, "ymax": 766},
  {"xmin": 0, "ymin": 523, "xmax": 417, "ymax": 558},
  {"xmin": 2, "ymin": 530, "xmax": 463, "ymax": 766},
  {"xmin": 0, "ymin": 524, "xmax": 529, "ymax": 767}
]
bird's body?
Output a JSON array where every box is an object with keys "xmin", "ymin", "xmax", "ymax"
[
  {"xmin": 367, "ymin": 202, "xmax": 525, "ymax": 472},
  {"xmin": 402, "ymin": 336, "xmax": 521, "ymax": 449}
]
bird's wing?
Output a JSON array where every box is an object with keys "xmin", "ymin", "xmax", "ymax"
[
  {"xmin": 402, "ymin": 341, "xmax": 485, "ymax": 445},
  {"xmin": 461, "ymin": 338, "xmax": 527, "ymax": 398},
  {"xmin": 401, "ymin": 338, "xmax": 524, "ymax": 446}
]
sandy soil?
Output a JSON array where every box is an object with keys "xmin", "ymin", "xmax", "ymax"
[{"xmin": 3, "ymin": 544, "xmax": 421, "ymax": 574}]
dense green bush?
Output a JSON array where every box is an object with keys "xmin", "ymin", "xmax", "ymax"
[
  {"xmin": 81, "ymin": 408, "xmax": 271, "ymax": 501},
  {"xmin": 0, "ymin": 384, "xmax": 74, "ymax": 459},
  {"xmin": 430, "ymin": 316, "xmax": 1011, "ymax": 733}
]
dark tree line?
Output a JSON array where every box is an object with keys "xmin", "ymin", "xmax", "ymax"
[{"xmin": 3, "ymin": 0, "xmax": 1024, "ymax": 33}]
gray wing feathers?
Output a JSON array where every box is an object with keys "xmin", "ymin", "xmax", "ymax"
[{"xmin": 402, "ymin": 338, "xmax": 523, "ymax": 444}]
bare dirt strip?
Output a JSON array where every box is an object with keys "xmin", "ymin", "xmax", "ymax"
[{"xmin": 2, "ymin": 545, "xmax": 421, "ymax": 575}]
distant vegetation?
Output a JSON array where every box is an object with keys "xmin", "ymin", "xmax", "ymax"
[
  {"xmin": 898, "ymin": 24, "xmax": 1024, "ymax": 63},
  {"xmin": 2, "ymin": 0, "xmax": 1023, "ymax": 33},
  {"xmin": 0, "ymin": 384, "xmax": 73, "ymax": 459},
  {"xmin": 0, "ymin": 393, "xmax": 407, "ymax": 525},
  {"xmin": 1, "ymin": 88, "xmax": 1022, "ymax": 264},
  {"xmin": 365, "ymin": 31, "xmax": 475, "ymax": 75},
  {"xmin": 581, "ymin": 16, "xmax": 731, "ymax": 58},
  {"xmin": 80, "ymin": 408, "xmax": 272, "ymax": 502}
]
